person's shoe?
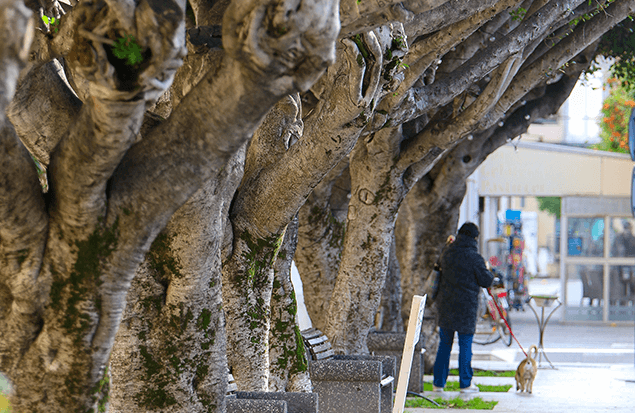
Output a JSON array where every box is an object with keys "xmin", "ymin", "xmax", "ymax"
[
  {"xmin": 460, "ymin": 384, "xmax": 480, "ymax": 393},
  {"xmin": 432, "ymin": 385, "xmax": 444, "ymax": 392}
]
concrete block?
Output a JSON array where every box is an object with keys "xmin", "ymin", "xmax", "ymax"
[
  {"xmin": 235, "ymin": 392, "xmax": 318, "ymax": 413},
  {"xmin": 368, "ymin": 331, "xmax": 425, "ymax": 393},
  {"xmin": 310, "ymin": 354, "xmax": 395, "ymax": 413},
  {"xmin": 226, "ymin": 398, "xmax": 287, "ymax": 413}
]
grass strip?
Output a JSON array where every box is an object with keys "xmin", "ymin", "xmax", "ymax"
[
  {"xmin": 423, "ymin": 382, "xmax": 512, "ymax": 392},
  {"xmin": 405, "ymin": 396, "xmax": 497, "ymax": 409},
  {"xmin": 449, "ymin": 369, "xmax": 515, "ymax": 377}
]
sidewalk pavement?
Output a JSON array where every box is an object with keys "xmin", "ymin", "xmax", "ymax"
[
  {"xmin": 405, "ymin": 276, "xmax": 635, "ymax": 413},
  {"xmin": 405, "ymin": 362, "xmax": 635, "ymax": 413}
]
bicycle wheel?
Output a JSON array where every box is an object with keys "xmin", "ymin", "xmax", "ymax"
[{"xmin": 473, "ymin": 290, "xmax": 501, "ymax": 345}]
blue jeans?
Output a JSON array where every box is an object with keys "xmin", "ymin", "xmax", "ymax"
[{"xmin": 433, "ymin": 327, "xmax": 474, "ymax": 389}]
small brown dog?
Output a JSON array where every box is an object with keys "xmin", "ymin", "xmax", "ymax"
[{"xmin": 515, "ymin": 345, "xmax": 538, "ymax": 393}]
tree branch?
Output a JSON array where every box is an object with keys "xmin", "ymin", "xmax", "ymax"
[
  {"xmin": 378, "ymin": 0, "xmax": 521, "ymax": 114},
  {"xmin": 398, "ymin": 52, "xmax": 523, "ymax": 177},
  {"xmin": 0, "ymin": 123, "xmax": 48, "ymax": 376},
  {"xmin": 478, "ymin": 0, "xmax": 635, "ymax": 131},
  {"xmin": 0, "ymin": 0, "xmax": 48, "ymax": 376},
  {"xmin": 393, "ymin": 0, "xmax": 584, "ymax": 126},
  {"xmin": 0, "ymin": 0, "xmax": 34, "ymax": 124},
  {"xmin": 404, "ymin": 0, "xmax": 501, "ymax": 39},
  {"xmin": 7, "ymin": 60, "xmax": 82, "ymax": 169},
  {"xmin": 339, "ymin": 0, "xmax": 414, "ymax": 37}
]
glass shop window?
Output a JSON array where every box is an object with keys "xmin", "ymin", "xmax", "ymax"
[
  {"xmin": 567, "ymin": 217, "xmax": 604, "ymax": 258},
  {"xmin": 609, "ymin": 218, "xmax": 635, "ymax": 258}
]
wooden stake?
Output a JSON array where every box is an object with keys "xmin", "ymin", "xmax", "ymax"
[{"xmin": 393, "ymin": 294, "xmax": 427, "ymax": 413}]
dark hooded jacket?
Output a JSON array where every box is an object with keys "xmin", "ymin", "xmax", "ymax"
[{"xmin": 437, "ymin": 234, "xmax": 494, "ymax": 335}]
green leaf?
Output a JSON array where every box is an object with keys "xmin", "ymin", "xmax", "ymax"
[{"xmin": 112, "ymin": 35, "xmax": 143, "ymax": 66}]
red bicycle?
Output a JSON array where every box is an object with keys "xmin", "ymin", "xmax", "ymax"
[{"xmin": 473, "ymin": 286, "xmax": 512, "ymax": 346}]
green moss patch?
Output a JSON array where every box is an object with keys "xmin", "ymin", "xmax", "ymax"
[
  {"xmin": 307, "ymin": 206, "xmax": 346, "ymax": 250},
  {"xmin": 48, "ymin": 218, "xmax": 119, "ymax": 345},
  {"xmin": 90, "ymin": 366, "xmax": 110, "ymax": 413},
  {"xmin": 270, "ymin": 281, "xmax": 308, "ymax": 378},
  {"xmin": 405, "ymin": 396, "xmax": 497, "ymax": 409},
  {"xmin": 147, "ymin": 232, "xmax": 182, "ymax": 282}
]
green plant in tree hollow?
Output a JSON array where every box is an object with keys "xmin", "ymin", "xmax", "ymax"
[
  {"xmin": 41, "ymin": 15, "xmax": 60, "ymax": 33},
  {"xmin": 112, "ymin": 35, "xmax": 143, "ymax": 66}
]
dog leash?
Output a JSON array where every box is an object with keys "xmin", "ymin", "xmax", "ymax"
[{"xmin": 487, "ymin": 288, "xmax": 528, "ymax": 358}]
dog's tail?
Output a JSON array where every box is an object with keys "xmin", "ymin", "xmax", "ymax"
[{"xmin": 529, "ymin": 345, "xmax": 538, "ymax": 359}]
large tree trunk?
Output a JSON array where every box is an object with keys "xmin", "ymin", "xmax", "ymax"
[
  {"xmin": 376, "ymin": 236, "xmax": 404, "ymax": 332},
  {"xmin": 109, "ymin": 146, "xmax": 245, "ymax": 413},
  {"xmin": 295, "ymin": 162, "xmax": 349, "ymax": 332},
  {"xmin": 222, "ymin": 24, "xmax": 393, "ymax": 388},
  {"xmin": 268, "ymin": 216, "xmax": 312, "ymax": 392},
  {"xmin": 107, "ymin": 10, "xmax": 239, "ymax": 412},
  {"xmin": 326, "ymin": 126, "xmax": 408, "ymax": 354}
]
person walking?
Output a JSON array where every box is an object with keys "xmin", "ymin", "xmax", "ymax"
[{"xmin": 432, "ymin": 222, "xmax": 493, "ymax": 393}]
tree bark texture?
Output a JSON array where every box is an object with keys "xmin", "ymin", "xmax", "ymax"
[
  {"xmin": 376, "ymin": 236, "xmax": 404, "ymax": 332},
  {"xmin": 221, "ymin": 22, "xmax": 407, "ymax": 388},
  {"xmin": 294, "ymin": 162, "xmax": 349, "ymax": 332},
  {"xmin": 326, "ymin": 126, "xmax": 409, "ymax": 354},
  {"xmin": 268, "ymin": 216, "xmax": 312, "ymax": 393},
  {"xmin": 109, "ymin": 146, "xmax": 245, "ymax": 413}
]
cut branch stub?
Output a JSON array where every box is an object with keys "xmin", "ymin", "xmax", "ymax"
[
  {"xmin": 61, "ymin": 0, "xmax": 185, "ymax": 102},
  {"xmin": 222, "ymin": 0, "xmax": 340, "ymax": 94}
]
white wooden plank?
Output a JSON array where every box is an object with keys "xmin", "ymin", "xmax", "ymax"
[{"xmin": 393, "ymin": 294, "xmax": 426, "ymax": 413}]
